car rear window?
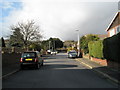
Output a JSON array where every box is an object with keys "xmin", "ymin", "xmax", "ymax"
[{"xmin": 22, "ymin": 52, "xmax": 36, "ymax": 58}]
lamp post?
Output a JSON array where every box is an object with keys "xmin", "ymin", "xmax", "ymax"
[
  {"xmin": 49, "ymin": 41, "xmax": 51, "ymax": 50},
  {"xmin": 76, "ymin": 30, "xmax": 80, "ymax": 57}
]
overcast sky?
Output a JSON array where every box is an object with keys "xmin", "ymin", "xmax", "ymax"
[{"xmin": 0, "ymin": 0, "xmax": 119, "ymax": 41}]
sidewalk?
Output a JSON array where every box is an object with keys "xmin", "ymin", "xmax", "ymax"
[{"xmin": 76, "ymin": 58, "xmax": 120, "ymax": 85}]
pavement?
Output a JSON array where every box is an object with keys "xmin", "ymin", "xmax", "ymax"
[{"xmin": 76, "ymin": 58, "xmax": 120, "ymax": 85}]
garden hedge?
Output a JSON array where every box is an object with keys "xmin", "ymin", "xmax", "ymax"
[{"xmin": 88, "ymin": 40, "xmax": 103, "ymax": 59}]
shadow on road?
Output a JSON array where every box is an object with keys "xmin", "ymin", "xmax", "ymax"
[{"xmin": 41, "ymin": 64, "xmax": 78, "ymax": 69}]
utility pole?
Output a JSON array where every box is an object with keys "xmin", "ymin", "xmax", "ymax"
[{"xmin": 76, "ymin": 30, "xmax": 80, "ymax": 57}]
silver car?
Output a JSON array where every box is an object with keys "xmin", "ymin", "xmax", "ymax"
[{"xmin": 68, "ymin": 50, "xmax": 77, "ymax": 58}]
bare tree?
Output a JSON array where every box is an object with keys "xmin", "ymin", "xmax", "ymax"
[{"xmin": 11, "ymin": 20, "xmax": 43, "ymax": 49}]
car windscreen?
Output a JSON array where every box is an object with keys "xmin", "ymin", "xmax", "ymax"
[{"xmin": 22, "ymin": 52, "xmax": 36, "ymax": 58}]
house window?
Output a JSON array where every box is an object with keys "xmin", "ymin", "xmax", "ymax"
[
  {"xmin": 116, "ymin": 26, "xmax": 120, "ymax": 34},
  {"xmin": 109, "ymin": 29, "xmax": 115, "ymax": 37}
]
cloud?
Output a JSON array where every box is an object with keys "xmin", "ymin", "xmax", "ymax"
[{"xmin": 1, "ymin": 0, "xmax": 118, "ymax": 41}]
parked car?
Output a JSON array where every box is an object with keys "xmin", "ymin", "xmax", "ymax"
[
  {"xmin": 20, "ymin": 51, "xmax": 43, "ymax": 69},
  {"xmin": 47, "ymin": 49, "xmax": 51, "ymax": 54},
  {"xmin": 51, "ymin": 50, "xmax": 58, "ymax": 55},
  {"xmin": 68, "ymin": 50, "xmax": 77, "ymax": 58}
]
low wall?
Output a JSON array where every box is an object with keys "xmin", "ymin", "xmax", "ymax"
[
  {"xmin": 91, "ymin": 57, "xmax": 107, "ymax": 66},
  {"xmin": 2, "ymin": 53, "xmax": 21, "ymax": 76},
  {"xmin": 83, "ymin": 54, "xmax": 120, "ymax": 70}
]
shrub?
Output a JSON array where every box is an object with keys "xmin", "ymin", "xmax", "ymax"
[
  {"xmin": 88, "ymin": 40, "xmax": 103, "ymax": 59},
  {"xmin": 80, "ymin": 34, "xmax": 99, "ymax": 54}
]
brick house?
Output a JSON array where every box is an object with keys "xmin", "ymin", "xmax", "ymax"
[{"xmin": 106, "ymin": 12, "xmax": 120, "ymax": 37}]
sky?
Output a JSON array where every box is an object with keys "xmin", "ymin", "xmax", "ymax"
[{"xmin": 0, "ymin": 0, "xmax": 119, "ymax": 41}]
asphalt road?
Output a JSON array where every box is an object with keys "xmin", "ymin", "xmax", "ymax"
[{"xmin": 2, "ymin": 53, "xmax": 118, "ymax": 88}]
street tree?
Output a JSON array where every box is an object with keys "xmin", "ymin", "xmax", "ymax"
[
  {"xmin": 9, "ymin": 28, "xmax": 24, "ymax": 47},
  {"xmin": 49, "ymin": 37, "xmax": 63, "ymax": 50},
  {"xmin": 10, "ymin": 20, "xmax": 43, "ymax": 49},
  {"xmin": 29, "ymin": 42, "xmax": 41, "ymax": 51},
  {"xmin": 40, "ymin": 37, "xmax": 63, "ymax": 51}
]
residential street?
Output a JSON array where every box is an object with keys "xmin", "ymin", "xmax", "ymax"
[{"xmin": 3, "ymin": 53, "xmax": 118, "ymax": 88}]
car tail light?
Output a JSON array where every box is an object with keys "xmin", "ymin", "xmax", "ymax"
[
  {"xmin": 20, "ymin": 58, "xmax": 23, "ymax": 62},
  {"xmin": 35, "ymin": 58, "xmax": 38, "ymax": 62}
]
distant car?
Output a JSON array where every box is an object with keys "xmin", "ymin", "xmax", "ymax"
[
  {"xmin": 51, "ymin": 51, "xmax": 58, "ymax": 55},
  {"xmin": 47, "ymin": 49, "xmax": 51, "ymax": 54},
  {"xmin": 68, "ymin": 50, "xmax": 77, "ymax": 58},
  {"xmin": 20, "ymin": 51, "xmax": 43, "ymax": 69}
]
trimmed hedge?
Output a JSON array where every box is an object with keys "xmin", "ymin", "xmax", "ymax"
[
  {"xmin": 88, "ymin": 40, "xmax": 103, "ymax": 59},
  {"xmin": 103, "ymin": 32, "xmax": 120, "ymax": 63},
  {"xmin": 88, "ymin": 32, "xmax": 120, "ymax": 63}
]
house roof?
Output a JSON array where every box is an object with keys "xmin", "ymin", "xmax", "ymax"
[
  {"xmin": 97, "ymin": 34, "xmax": 107, "ymax": 39},
  {"xmin": 106, "ymin": 12, "xmax": 120, "ymax": 31}
]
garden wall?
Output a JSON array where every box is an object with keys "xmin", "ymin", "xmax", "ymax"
[{"xmin": 2, "ymin": 53, "xmax": 21, "ymax": 76}]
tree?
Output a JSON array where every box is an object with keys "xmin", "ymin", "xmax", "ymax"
[
  {"xmin": 63, "ymin": 40, "xmax": 77, "ymax": 48},
  {"xmin": 41, "ymin": 40, "xmax": 49, "ymax": 50},
  {"xmin": 29, "ymin": 42, "xmax": 41, "ymax": 51},
  {"xmin": 10, "ymin": 20, "xmax": 43, "ymax": 49},
  {"xmin": 1, "ymin": 37, "xmax": 6, "ymax": 47},
  {"xmin": 48, "ymin": 38, "xmax": 63, "ymax": 50},
  {"xmin": 80, "ymin": 34, "xmax": 99, "ymax": 54},
  {"xmin": 40, "ymin": 37, "xmax": 63, "ymax": 51},
  {"xmin": 9, "ymin": 28, "xmax": 24, "ymax": 47}
]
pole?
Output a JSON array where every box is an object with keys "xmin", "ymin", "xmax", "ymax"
[
  {"xmin": 49, "ymin": 41, "xmax": 51, "ymax": 50},
  {"xmin": 54, "ymin": 41, "xmax": 55, "ymax": 51},
  {"xmin": 76, "ymin": 30, "xmax": 80, "ymax": 57}
]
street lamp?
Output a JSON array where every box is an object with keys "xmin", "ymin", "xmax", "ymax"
[
  {"xmin": 49, "ymin": 41, "xmax": 51, "ymax": 50},
  {"xmin": 76, "ymin": 30, "xmax": 80, "ymax": 57}
]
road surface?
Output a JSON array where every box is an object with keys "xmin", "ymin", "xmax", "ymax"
[{"xmin": 3, "ymin": 53, "xmax": 118, "ymax": 88}]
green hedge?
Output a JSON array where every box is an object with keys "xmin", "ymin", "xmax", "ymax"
[
  {"xmin": 88, "ymin": 40, "xmax": 103, "ymax": 59},
  {"xmin": 103, "ymin": 33, "xmax": 120, "ymax": 63}
]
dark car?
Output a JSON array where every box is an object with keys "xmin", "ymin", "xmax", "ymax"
[{"xmin": 20, "ymin": 51, "xmax": 43, "ymax": 69}]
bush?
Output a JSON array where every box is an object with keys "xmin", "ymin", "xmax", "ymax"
[
  {"xmin": 88, "ymin": 40, "xmax": 103, "ymax": 59},
  {"xmin": 80, "ymin": 34, "xmax": 99, "ymax": 54},
  {"xmin": 103, "ymin": 33, "xmax": 120, "ymax": 63}
]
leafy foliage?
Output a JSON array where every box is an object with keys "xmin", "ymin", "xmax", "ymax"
[
  {"xmin": 10, "ymin": 20, "xmax": 42, "ymax": 49},
  {"xmin": 29, "ymin": 42, "xmax": 41, "ymax": 51},
  {"xmin": 88, "ymin": 40, "xmax": 103, "ymax": 59},
  {"xmin": 9, "ymin": 28, "xmax": 24, "ymax": 47},
  {"xmin": 41, "ymin": 37, "xmax": 63, "ymax": 51},
  {"xmin": 80, "ymin": 34, "xmax": 99, "ymax": 54},
  {"xmin": 63, "ymin": 40, "xmax": 77, "ymax": 48}
]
